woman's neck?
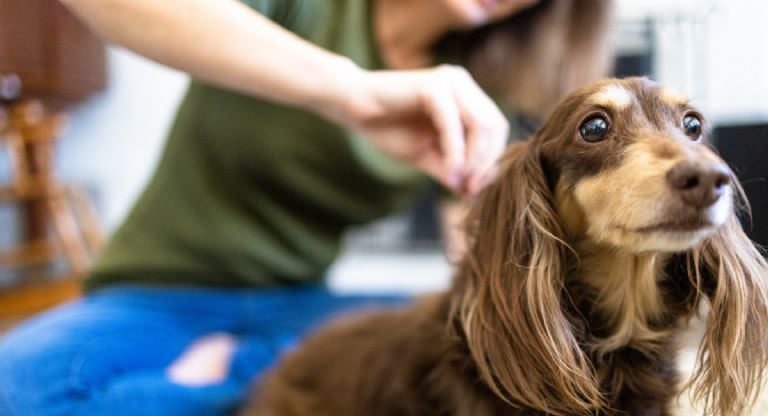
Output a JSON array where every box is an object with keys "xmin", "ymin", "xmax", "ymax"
[{"xmin": 373, "ymin": 0, "xmax": 459, "ymax": 69}]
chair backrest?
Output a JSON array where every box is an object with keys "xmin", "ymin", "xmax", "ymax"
[{"xmin": 0, "ymin": 100, "xmax": 66, "ymax": 193}]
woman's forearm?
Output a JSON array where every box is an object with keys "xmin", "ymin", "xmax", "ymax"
[
  {"xmin": 59, "ymin": 0, "xmax": 359, "ymax": 118},
  {"xmin": 60, "ymin": 0, "xmax": 510, "ymax": 195}
]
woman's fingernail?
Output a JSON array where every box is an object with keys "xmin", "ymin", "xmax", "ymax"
[{"xmin": 449, "ymin": 171, "xmax": 462, "ymax": 189}]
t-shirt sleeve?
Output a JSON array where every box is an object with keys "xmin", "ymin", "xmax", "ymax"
[{"xmin": 239, "ymin": 0, "xmax": 307, "ymax": 30}]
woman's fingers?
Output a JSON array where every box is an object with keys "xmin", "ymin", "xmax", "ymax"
[
  {"xmin": 442, "ymin": 65, "xmax": 509, "ymax": 195},
  {"xmin": 416, "ymin": 65, "xmax": 508, "ymax": 195},
  {"xmin": 419, "ymin": 68, "xmax": 467, "ymax": 189},
  {"xmin": 416, "ymin": 151, "xmax": 459, "ymax": 191},
  {"xmin": 349, "ymin": 66, "xmax": 508, "ymax": 196}
]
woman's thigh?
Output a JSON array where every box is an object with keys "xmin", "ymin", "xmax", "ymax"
[
  {"xmin": 0, "ymin": 286, "xmax": 246, "ymax": 416},
  {"xmin": 0, "ymin": 284, "xmax": 411, "ymax": 415},
  {"xmin": 231, "ymin": 286, "xmax": 411, "ymax": 382}
]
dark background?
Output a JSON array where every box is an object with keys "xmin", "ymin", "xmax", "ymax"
[{"xmin": 715, "ymin": 124, "xmax": 768, "ymax": 247}]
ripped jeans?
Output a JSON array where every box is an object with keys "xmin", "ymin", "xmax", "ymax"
[{"xmin": 0, "ymin": 283, "xmax": 407, "ymax": 415}]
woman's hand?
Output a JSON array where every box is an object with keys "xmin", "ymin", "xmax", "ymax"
[
  {"xmin": 60, "ymin": 0, "xmax": 507, "ymax": 197},
  {"xmin": 328, "ymin": 65, "xmax": 509, "ymax": 198}
]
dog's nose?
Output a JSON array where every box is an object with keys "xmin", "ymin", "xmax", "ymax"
[{"xmin": 666, "ymin": 161, "xmax": 730, "ymax": 208}]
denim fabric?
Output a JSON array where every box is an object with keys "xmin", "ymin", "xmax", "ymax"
[{"xmin": 0, "ymin": 284, "xmax": 408, "ymax": 416}]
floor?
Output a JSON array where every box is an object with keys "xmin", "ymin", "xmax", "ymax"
[{"xmin": 0, "ymin": 276, "xmax": 81, "ymax": 334}]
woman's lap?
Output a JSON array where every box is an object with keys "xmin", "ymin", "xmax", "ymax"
[{"xmin": 0, "ymin": 283, "xmax": 408, "ymax": 416}]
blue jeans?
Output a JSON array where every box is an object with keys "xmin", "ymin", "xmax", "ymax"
[{"xmin": 0, "ymin": 283, "xmax": 408, "ymax": 415}]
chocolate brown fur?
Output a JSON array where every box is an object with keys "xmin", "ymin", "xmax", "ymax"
[{"xmin": 241, "ymin": 78, "xmax": 768, "ymax": 416}]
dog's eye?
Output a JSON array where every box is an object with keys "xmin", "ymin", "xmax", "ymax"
[
  {"xmin": 682, "ymin": 114, "xmax": 702, "ymax": 140},
  {"xmin": 579, "ymin": 116, "xmax": 609, "ymax": 143}
]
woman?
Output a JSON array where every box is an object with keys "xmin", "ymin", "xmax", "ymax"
[{"xmin": 0, "ymin": 0, "xmax": 612, "ymax": 415}]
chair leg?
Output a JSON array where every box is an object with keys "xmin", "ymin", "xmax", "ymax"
[
  {"xmin": 46, "ymin": 190, "xmax": 90, "ymax": 276},
  {"xmin": 65, "ymin": 185, "xmax": 105, "ymax": 253},
  {"xmin": 0, "ymin": 239, "xmax": 58, "ymax": 269},
  {"xmin": 5, "ymin": 129, "xmax": 30, "ymax": 191},
  {"xmin": 0, "ymin": 102, "xmax": 97, "ymax": 328}
]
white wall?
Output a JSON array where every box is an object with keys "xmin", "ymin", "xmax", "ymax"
[
  {"xmin": 616, "ymin": 0, "xmax": 768, "ymax": 124},
  {"xmin": 58, "ymin": 48, "xmax": 188, "ymax": 230},
  {"xmin": 706, "ymin": 0, "xmax": 768, "ymax": 123}
]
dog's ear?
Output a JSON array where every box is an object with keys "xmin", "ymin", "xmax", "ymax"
[
  {"xmin": 451, "ymin": 139, "xmax": 602, "ymax": 415},
  {"xmin": 684, "ymin": 182, "xmax": 768, "ymax": 416}
]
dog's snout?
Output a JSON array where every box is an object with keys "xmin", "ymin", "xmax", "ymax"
[{"xmin": 666, "ymin": 161, "xmax": 730, "ymax": 208}]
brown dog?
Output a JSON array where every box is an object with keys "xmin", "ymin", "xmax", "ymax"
[{"xmin": 240, "ymin": 78, "xmax": 768, "ymax": 416}]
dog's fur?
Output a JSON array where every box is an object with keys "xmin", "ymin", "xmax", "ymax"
[{"xmin": 240, "ymin": 78, "xmax": 768, "ymax": 416}]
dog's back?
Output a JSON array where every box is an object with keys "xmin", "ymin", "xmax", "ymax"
[{"xmin": 241, "ymin": 295, "xmax": 506, "ymax": 416}]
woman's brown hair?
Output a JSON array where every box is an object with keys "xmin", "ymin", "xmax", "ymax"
[{"xmin": 435, "ymin": 0, "xmax": 614, "ymax": 118}]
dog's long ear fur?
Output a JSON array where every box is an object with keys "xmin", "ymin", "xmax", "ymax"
[
  {"xmin": 684, "ymin": 181, "xmax": 768, "ymax": 416},
  {"xmin": 450, "ymin": 140, "xmax": 602, "ymax": 415}
]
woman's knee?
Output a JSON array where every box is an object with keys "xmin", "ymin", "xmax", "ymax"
[{"xmin": 0, "ymin": 324, "xmax": 83, "ymax": 415}]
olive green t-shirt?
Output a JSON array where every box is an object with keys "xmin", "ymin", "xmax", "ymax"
[{"xmin": 85, "ymin": 0, "xmax": 428, "ymax": 290}]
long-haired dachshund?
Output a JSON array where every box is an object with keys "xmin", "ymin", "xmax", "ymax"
[{"xmin": 240, "ymin": 78, "xmax": 768, "ymax": 416}]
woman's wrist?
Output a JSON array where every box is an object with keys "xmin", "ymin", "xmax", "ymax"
[
  {"xmin": 303, "ymin": 59, "xmax": 386, "ymax": 132},
  {"xmin": 300, "ymin": 56, "xmax": 359, "ymax": 124}
]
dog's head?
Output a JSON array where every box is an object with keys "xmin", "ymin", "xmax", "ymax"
[
  {"xmin": 455, "ymin": 77, "xmax": 768, "ymax": 416},
  {"xmin": 538, "ymin": 77, "xmax": 731, "ymax": 252}
]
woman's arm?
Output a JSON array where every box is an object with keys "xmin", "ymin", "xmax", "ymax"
[
  {"xmin": 59, "ymin": 0, "xmax": 508, "ymax": 195},
  {"xmin": 59, "ymin": 0, "xmax": 353, "ymax": 115}
]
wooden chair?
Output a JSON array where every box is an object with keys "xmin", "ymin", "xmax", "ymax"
[
  {"xmin": 0, "ymin": 0, "xmax": 106, "ymax": 329},
  {"xmin": 0, "ymin": 99, "xmax": 103, "ymax": 324}
]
